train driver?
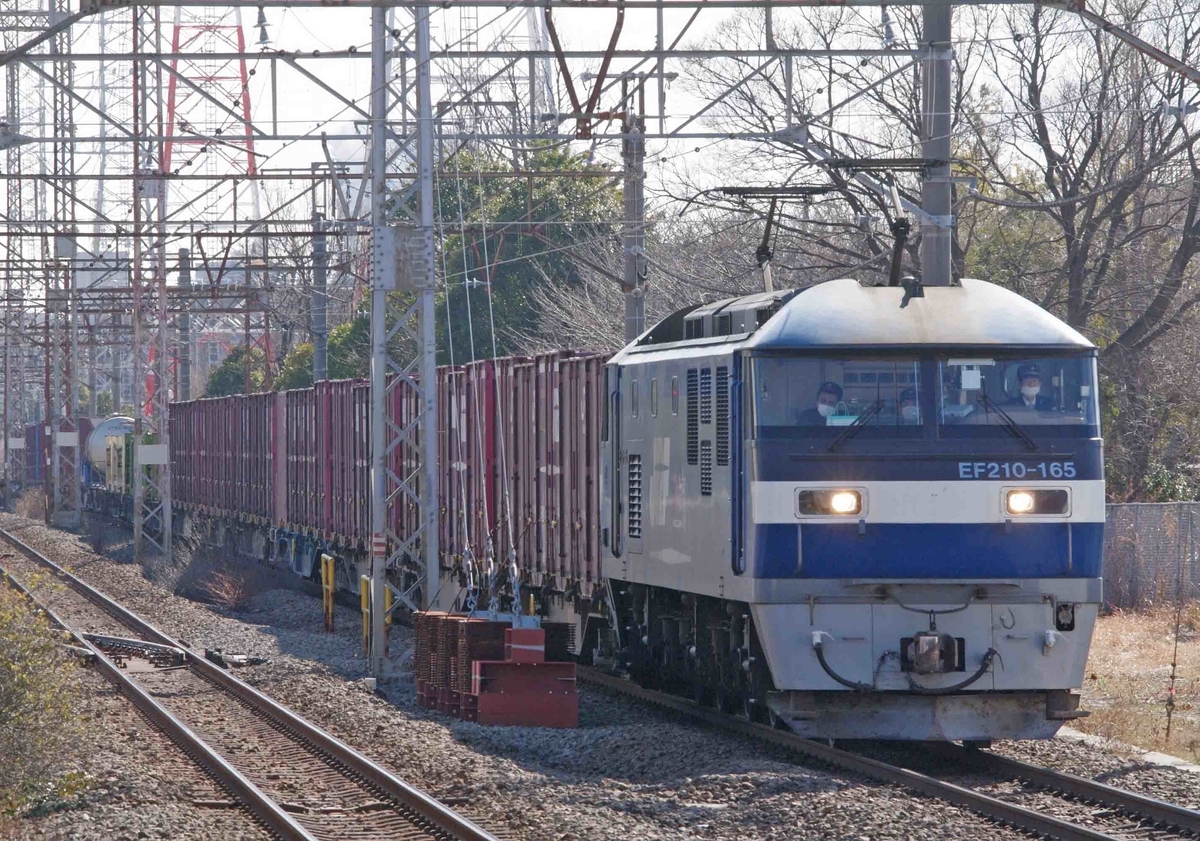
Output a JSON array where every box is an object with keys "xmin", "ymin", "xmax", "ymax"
[
  {"xmin": 796, "ymin": 381, "xmax": 843, "ymax": 425},
  {"xmin": 898, "ymin": 387, "xmax": 920, "ymax": 423},
  {"xmin": 1006, "ymin": 363, "xmax": 1054, "ymax": 411}
]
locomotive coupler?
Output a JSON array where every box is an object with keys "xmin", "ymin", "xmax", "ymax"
[{"xmin": 903, "ymin": 632, "xmax": 960, "ymax": 675}]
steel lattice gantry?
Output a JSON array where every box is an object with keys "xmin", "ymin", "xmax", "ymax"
[
  {"xmin": 365, "ymin": 5, "xmax": 439, "ymax": 676},
  {"xmin": 7, "ymin": 0, "xmax": 1200, "ymax": 678}
]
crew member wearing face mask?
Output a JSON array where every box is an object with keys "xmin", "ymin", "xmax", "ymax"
[
  {"xmin": 898, "ymin": 388, "xmax": 920, "ymax": 423},
  {"xmin": 796, "ymin": 381, "xmax": 844, "ymax": 425},
  {"xmin": 1005, "ymin": 363, "xmax": 1053, "ymax": 411}
]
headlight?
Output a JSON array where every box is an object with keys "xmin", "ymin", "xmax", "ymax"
[
  {"xmin": 1007, "ymin": 491, "xmax": 1035, "ymax": 514},
  {"xmin": 830, "ymin": 491, "xmax": 860, "ymax": 514},
  {"xmin": 798, "ymin": 489, "xmax": 863, "ymax": 516},
  {"xmin": 1005, "ymin": 488, "xmax": 1069, "ymax": 516}
]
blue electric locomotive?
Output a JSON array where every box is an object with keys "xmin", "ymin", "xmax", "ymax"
[{"xmin": 599, "ymin": 278, "xmax": 1102, "ymax": 741}]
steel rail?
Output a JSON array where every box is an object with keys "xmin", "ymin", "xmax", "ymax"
[
  {"xmin": 0, "ymin": 526, "xmax": 499, "ymax": 841},
  {"xmin": 578, "ymin": 667, "xmax": 1126, "ymax": 841},
  {"xmin": 0, "ymin": 562, "xmax": 316, "ymax": 841},
  {"xmin": 932, "ymin": 743, "xmax": 1200, "ymax": 834}
]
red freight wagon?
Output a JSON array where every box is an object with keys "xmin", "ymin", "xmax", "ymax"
[
  {"xmin": 390, "ymin": 373, "xmax": 423, "ymax": 556},
  {"xmin": 326, "ymin": 380, "xmax": 352, "ymax": 539},
  {"xmin": 463, "ymin": 360, "xmax": 497, "ymax": 566},
  {"xmin": 285, "ymin": 387, "xmax": 317, "ymax": 531},
  {"xmin": 493, "ymin": 355, "xmax": 530, "ymax": 566},
  {"xmin": 437, "ymin": 367, "xmax": 467, "ymax": 565},
  {"xmin": 510, "ymin": 357, "xmax": 538, "ymax": 576},
  {"xmin": 168, "ymin": 350, "xmax": 609, "ymax": 607},
  {"xmin": 244, "ymin": 393, "xmax": 274, "ymax": 520},
  {"xmin": 169, "ymin": 404, "xmax": 191, "ymax": 505},
  {"xmin": 169, "ymin": 395, "xmax": 273, "ymax": 521},
  {"xmin": 561, "ymin": 354, "xmax": 604, "ymax": 585},
  {"xmin": 354, "ymin": 381, "xmax": 371, "ymax": 544},
  {"xmin": 536, "ymin": 351, "xmax": 573, "ymax": 579}
]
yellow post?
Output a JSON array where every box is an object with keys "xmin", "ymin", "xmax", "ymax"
[
  {"xmin": 359, "ymin": 574, "xmax": 370, "ymax": 658},
  {"xmin": 320, "ymin": 554, "xmax": 335, "ymax": 632},
  {"xmin": 384, "ymin": 585, "xmax": 393, "ymax": 656}
]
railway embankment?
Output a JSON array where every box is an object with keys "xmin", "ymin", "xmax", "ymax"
[{"xmin": 6, "ymin": 511, "xmax": 1200, "ymax": 840}]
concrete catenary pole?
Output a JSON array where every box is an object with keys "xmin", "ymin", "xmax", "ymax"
[
  {"xmin": 622, "ymin": 114, "xmax": 646, "ymax": 342},
  {"xmin": 110, "ymin": 315, "xmax": 121, "ymax": 413},
  {"xmin": 416, "ymin": 3, "xmax": 441, "ymax": 621},
  {"xmin": 311, "ymin": 215, "xmax": 327, "ymax": 383},
  {"xmin": 178, "ymin": 248, "xmax": 192, "ymax": 401},
  {"xmin": 368, "ymin": 1, "xmax": 389, "ymax": 679},
  {"xmin": 919, "ymin": 5, "xmax": 954, "ymax": 287}
]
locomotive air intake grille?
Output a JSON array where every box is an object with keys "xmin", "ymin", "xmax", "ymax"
[
  {"xmin": 627, "ymin": 454, "xmax": 644, "ymax": 538},
  {"xmin": 716, "ymin": 366, "xmax": 729, "ymax": 466},
  {"xmin": 700, "ymin": 441, "xmax": 713, "ymax": 496},
  {"xmin": 687, "ymin": 369, "xmax": 699, "ymax": 465}
]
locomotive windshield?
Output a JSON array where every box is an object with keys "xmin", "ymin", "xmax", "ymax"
[
  {"xmin": 938, "ymin": 355, "xmax": 1099, "ymax": 437},
  {"xmin": 753, "ymin": 356, "xmax": 925, "ymax": 437},
  {"xmin": 750, "ymin": 352, "xmax": 1099, "ymax": 442}
]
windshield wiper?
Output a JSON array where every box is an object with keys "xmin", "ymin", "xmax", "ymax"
[
  {"xmin": 827, "ymin": 400, "xmax": 885, "ymax": 452},
  {"xmin": 977, "ymin": 392, "xmax": 1039, "ymax": 452}
]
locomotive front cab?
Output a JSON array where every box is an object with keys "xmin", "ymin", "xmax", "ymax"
[
  {"xmin": 740, "ymin": 280, "xmax": 1104, "ymax": 740},
  {"xmin": 601, "ymin": 278, "xmax": 1104, "ymax": 741}
]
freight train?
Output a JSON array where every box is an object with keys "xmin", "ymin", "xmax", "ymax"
[{"xmin": 83, "ymin": 277, "xmax": 1103, "ymax": 741}]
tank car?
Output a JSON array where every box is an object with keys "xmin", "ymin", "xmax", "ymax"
[
  {"xmin": 81, "ymin": 416, "xmax": 135, "ymax": 517},
  {"xmin": 599, "ymin": 278, "xmax": 1102, "ymax": 741}
]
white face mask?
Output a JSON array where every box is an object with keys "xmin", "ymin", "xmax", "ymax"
[
  {"xmin": 817, "ymin": 403, "xmax": 836, "ymax": 418},
  {"xmin": 901, "ymin": 405, "xmax": 919, "ymax": 422},
  {"xmin": 1021, "ymin": 385, "xmax": 1040, "ymax": 400}
]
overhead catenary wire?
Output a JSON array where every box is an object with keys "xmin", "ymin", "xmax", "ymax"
[
  {"xmin": 448, "ymin": 149, "xmax": 489, "ymax": 609},
  {"xmin": 474, "ymin": 166, "xmax": 522, "ymax": 609}
]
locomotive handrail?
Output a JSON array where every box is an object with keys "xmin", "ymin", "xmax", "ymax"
[{"xmin": 891, "ymin": 594, "xmax": 976, "ymax": 616}]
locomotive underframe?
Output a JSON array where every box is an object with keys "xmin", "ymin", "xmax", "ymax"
[{"xmin": 605, "ymin": 576, "xmax": 1098, "ymax": 740}]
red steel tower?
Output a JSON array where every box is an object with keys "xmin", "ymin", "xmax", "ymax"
[{"xmin": 163, "ymin": 7, "xmax": 259, "ymax": 182}]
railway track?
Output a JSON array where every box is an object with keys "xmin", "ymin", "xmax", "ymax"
[
  {"xmin": 579, "ymin": 667, "xmax": 1200, "ymax": 841},
  {"xmin": 0, "ymin": 527, "xmax": 500, "ymax": 841}
]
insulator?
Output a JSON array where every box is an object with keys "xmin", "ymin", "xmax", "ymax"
[{"xmin": 881, "ymin": 6, "xmax": 897, "ymax": 47}]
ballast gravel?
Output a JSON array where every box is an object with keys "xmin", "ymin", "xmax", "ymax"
[
  {"xmin": 7, "ymin": 662, "xmax": 271, "ymax": 841},
  {"xmin": 993, "ymin": 735, "xmax": 1200, "ymax": 809},
  {"xmin": 6, "ymin": 512, "xmax": 1194, "ymax": 840}
]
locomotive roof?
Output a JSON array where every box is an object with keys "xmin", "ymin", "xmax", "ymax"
[
  {"xmin": 616, "ymin": 278, "xmax": 1094, "ymax": 362},
  {"xmin": 746, "ymin": 278, "xmax": 1093, "ymax": 351}
]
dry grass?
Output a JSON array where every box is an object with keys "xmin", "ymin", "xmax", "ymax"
[
  {"xmin": 13, "ymin": 490, "xmax": 44, "ymax": 521},
  {"xmin": 1077, "ymin": 605, "xmax": 1200, "ymax": 759},
  {"xmin": 198, "ymin": 567, "xmax": 258, "ymax": 610},
  {"xmin": 0, "ymin": 584, "xmax": 83, "ymax": 816}
]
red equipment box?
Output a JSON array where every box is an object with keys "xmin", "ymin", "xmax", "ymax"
[
  {"xmin": 470, "ymin": 659, "xmax": 578, "ymax": 728},
  {"xmin": 504, "ymin": 627, "xmax": 546, "ymax": 663}
]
